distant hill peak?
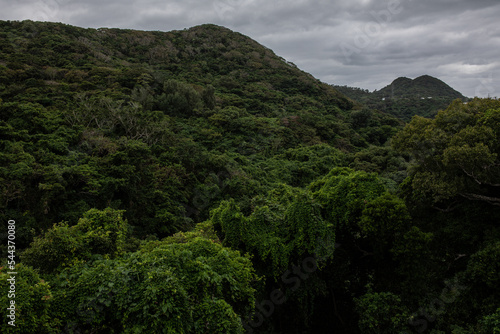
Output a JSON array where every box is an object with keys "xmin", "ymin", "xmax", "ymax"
[
  {"xmin": 379, "ymin": 75, "xmax": 465, "ymax": 99},
  {"xmin": 391, "ymin": 77, "xmax": 412, "ymax": 85},
  {"xmin": 333, "ymin": 75, "xmax": 467, "ymax": 121}
]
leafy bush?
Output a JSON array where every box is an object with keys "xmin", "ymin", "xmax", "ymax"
[
  {"xmin": 0, "ymin": 264, "xmax": 57, "ymax": 333},
  {"xmin": 21, "ymin": 208, "xmax": 128, "ymax": 273},
  {"xmin": 49, "ymin": 237, "xmax": 256, "ymax": 333}
]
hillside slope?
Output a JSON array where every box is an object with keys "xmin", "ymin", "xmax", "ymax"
[{"xmin": 0, "ymin": 20, "xmax": 403, "ymax": 237}]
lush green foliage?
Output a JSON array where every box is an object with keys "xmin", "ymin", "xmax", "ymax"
[
  {"xmin": 0, "ymin": 20, "xmax": 499, "ymax": 334},
  {"xmin": 355, "ymin": 291, "xmax": 410, "ymax": 333},
  {"xmin": 393, "ymin": 98, "xmax": 500, "ymax": 208},
  {"xmin": 20, "ymin": 208, "xmax": 128, "ymax": 274},
  {"xmin": 48, "ymin": 237, "xmax": 256, "ymax": 333},
  {"xmin": 0, "ymin": 264, "xmax": 56, "ymax": 333}
]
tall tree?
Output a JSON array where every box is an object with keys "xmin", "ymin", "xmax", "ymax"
[{"xmin": 393, "ymin": 98, "xmax": 500, "ymax": 208}]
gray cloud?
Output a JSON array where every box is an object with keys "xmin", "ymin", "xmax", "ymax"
[{"xmin": 0, "ymin": 0, "xmax": 499, "ymax": 97}]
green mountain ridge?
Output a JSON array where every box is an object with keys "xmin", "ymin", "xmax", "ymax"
[{"xmin": 334, "ymin": 75, "xmax": 468, "ymax": 120}]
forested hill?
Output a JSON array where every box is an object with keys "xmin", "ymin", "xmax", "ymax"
[
  {"xmin": 377, "ymin": 75, "xmax": 465, "ymax": 100},
  {"xmin": 334, "ymin": 75, "xmax": 468, "ymax": 120},
  {"xmin": 0, "ymin": 20, "xmax": 354, "ymax": 113},
  {"xmin": 1, "ymin": 20, "xmax": 500, "ymax": 334},
  {"xmin": 0, "ymin": 19, "xmax": 403, "ymax": 233}
]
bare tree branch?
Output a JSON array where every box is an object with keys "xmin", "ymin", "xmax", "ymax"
[{"xmin": 460, "ymin": 193, "xmax": 500, "ymax": 206}]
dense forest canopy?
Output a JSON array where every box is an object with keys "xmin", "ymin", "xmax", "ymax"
[{"xmin": 0, "ymin": 20, "xmax": 499, "ymax": 333}]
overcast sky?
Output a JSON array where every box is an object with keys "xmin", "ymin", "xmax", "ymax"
[{"xmin": 1, "ymin": 0, "xmax": 499, "ymax": 97}]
